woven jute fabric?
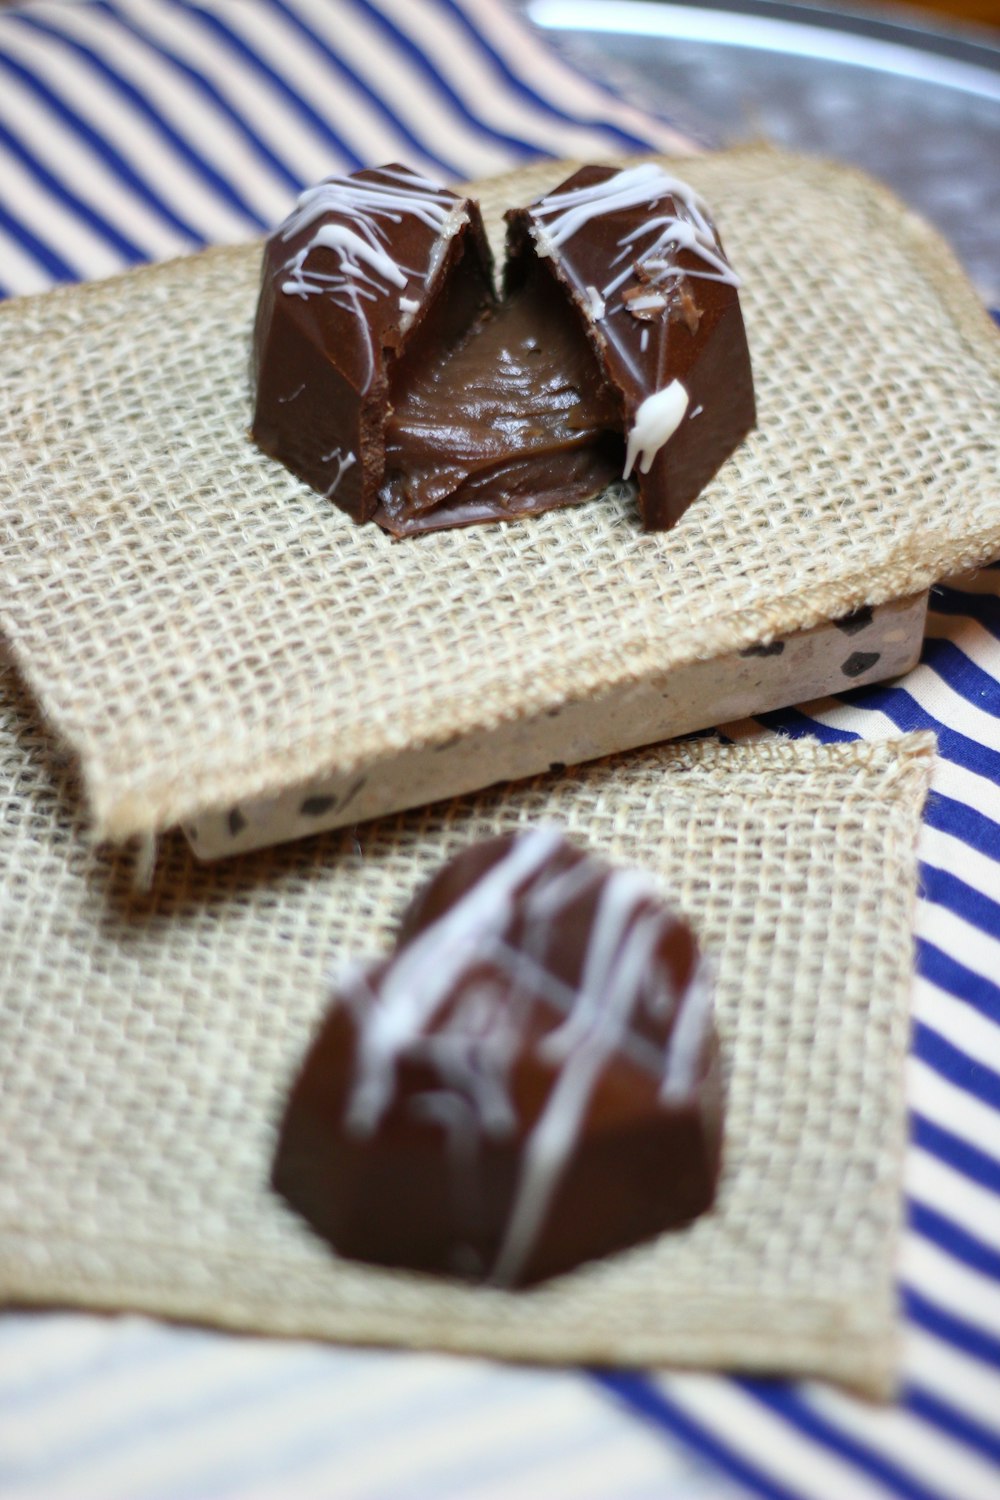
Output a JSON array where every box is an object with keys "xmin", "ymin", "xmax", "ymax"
[
  {"xmin": 0, "ymin": 646, "xmax": 934, "ymax": 1397},
  {"xmin": 0, "ymin": 149, "xmax": 994, "ymax": 842}
]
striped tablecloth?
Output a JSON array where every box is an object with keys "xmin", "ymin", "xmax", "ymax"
[{"xmin": 1, "ymin": 3, "xmax": 998, "ymax": 1496}]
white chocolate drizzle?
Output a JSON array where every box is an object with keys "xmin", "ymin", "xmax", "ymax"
[
  {"xmin": 623, "ymin": 379, "xmax": 689, "ymax": 479},
  {"xmin": 319, "ymin": 447, "xmax": 356, "ymax": 497},
  {"xmin": 529, "ymin": 165, "xmax": 740, "ymax": 444},
  {"xmin": 530, "ymin": 163, "xmax": 739, "ymax": 311},
  {"xmin": 336, "ymin": 827, "xmax": 713, "ymax": 1285},
  {"xmin": 584, "ymin": 283, "xmax": 606, "ymax": 320},
  {"xmin": 275, "ymin": 167, "xmax": 463, "ymax": 392}
]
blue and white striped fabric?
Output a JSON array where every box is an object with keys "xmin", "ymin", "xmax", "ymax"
[
  {"xmin": 0, "ymin": 0, "xmax": 695, "ymax": 297},
  {"xmin": 1, "ymin": 3, "xmax": 998, "ymax": 1496}
]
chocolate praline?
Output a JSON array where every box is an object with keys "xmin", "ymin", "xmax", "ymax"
[{"xmin": 272, "ymin": 828, "xmax": 723, "ymax": 1287}]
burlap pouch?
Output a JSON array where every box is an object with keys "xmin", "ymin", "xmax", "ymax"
[
  {"xmin": 0, "ymin": 149, "xmax": 994, "ymax": 843},
  {"xmin": 0, "ymin": 645, "xmax": 934, "ymax": 1398}
]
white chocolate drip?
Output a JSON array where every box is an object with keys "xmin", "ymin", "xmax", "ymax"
[
  {"xmin": 276, "ymin": 168, "xmax": 462, "ymax": 392},
  {"xmin": 319, "ymin": 447, "xmax": 356, "ymax": 498},
  {"xmin": 584, "ymin": 283, "xmax": 606, "ymax": 320},
  {"xmin": 623, "ymin": 380, "xmax": 689, "ymax": 479},
  {"xmin": 337, "ymin": 827, "xmax": 712, "ymax": 1285}
]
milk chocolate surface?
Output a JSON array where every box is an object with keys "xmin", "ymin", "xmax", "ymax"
[
  {"xmin": 272, "ymin": 828, "xmax": 722, "ymax": 1287},
  {"xmin": 252, "ymin": 161, "xmax": 753, "ymax": 534}
]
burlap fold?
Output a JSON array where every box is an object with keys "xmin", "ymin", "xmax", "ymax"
[
  {"xmin": 0, "ymin": 650, "xmax": 934, "ymax": 1398},
  {"xmin": 0, "ymin": 149, "xmax": 994, "ymax": 842}
]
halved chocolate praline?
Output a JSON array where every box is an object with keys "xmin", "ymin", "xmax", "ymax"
[{"xmin": 252, "ymin": 162, "xmax": 754, "ymax": 534}]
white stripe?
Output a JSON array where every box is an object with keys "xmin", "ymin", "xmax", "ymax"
[
  {"xmin": 920, "ymin": 827, "xmax": 1000, "ymax": 904},
  {"xmin": 0, "ymin": 140, "xmax": 125, "ymax": 281},
  {"xmin": 906, "ymin": 1325, "xmax": 1000, "ymax": 1436},
  {"xmin": 26, "ymin": 0, "xmax": 293, "ymax": 227},
  {"xmin": 208, "ymin": 0, "xmax": 459, "ymax": 181},
  {"xmin": 927, "ymin": 610, "xmax": 1000, "ymax": 675},
  {"xmin": 0, "ymin": 20, "xmax": 252, "ymax": 244},
  {"xmin": 909, "ymin": 1053, "xmax": 1000, "ymax": 1165},
  {"xmin": 456, "ymin": 0, "xmax": 694, "ymax": 153},
  {"xmin": 803, "ymin": 1373, "xmax": 1000, "ymax": 1500},
  {"xmin": 0, "ymin": 62, "xmax": 192, "ymax": 264},
  {"xmin": 902, "ymin": 1233, "xmax": 1000, "ymax": 1340},
  {"xmin": 281, "ymin": 0, "xmax": 517, "ymax": 180},
  {"xmin": 913, "ymin": 978, "xmax": 1000, "ymax": 1074},
  {"xmin": 371, "ymin": 0, "xmax": 675, "ymax": 165},
  {"xmin": 114, "ymin": 0, "xmax": 350, "ymax": 202},
  {"xmin": 0, "ymin": 1322, "xmax": 342, "ymax": 1459},
  {"xmin": 906, "ymin": 1148, "xmax": 1000, "ymax": 1252},
  {"xmin": 915, "ymin": 902, "xmax": 1000, "ymax": 993},
  {"xmin": 0, "ymin": 221, "xmax": 56, "ymax": 295},
  {"xmin": 659, "ymin": 1373, "xmax": 898, "ymax": 1500},
  {"xmin": 22, "ymin": 1349, "xmax": 555, "ymax": 1498},
  {"xmin": 0, "ymin": 1311, "xmax": 136, "ymax": 1393},
  {"xmin": 458, "ymin": 0, "xmax": 692, "ymax": 152},
  {"xmin": 902, "ymin": 661, "xmax": 1000, "ymax": 753},
  {"xmin": 301, "ymin": 1369, "xmax": 668, "ymax": 1498},
  {"xmin": 925, "ymin": 754, "xmax": 1000, "ymax": 830}
]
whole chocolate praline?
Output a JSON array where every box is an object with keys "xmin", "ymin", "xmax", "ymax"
[{"xmin": 272, "ymin": 828, "xmax": 723, "ymax": 1287}]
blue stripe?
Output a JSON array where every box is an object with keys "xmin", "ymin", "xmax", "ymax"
[
  {"xmin": 918, "ymin": 865, "xmax": 1000, "ymax": 942},
  {"xmin": 348, "ymin": 0, "xmax": 561, "ymax": 162},
  {"xmin": 176, "ymin": 5, "xmax": 367, "ymax": 172},
  {"xmin": 905, "ymin": 1388, "xmax": 1000, "ymax": 1465},
  {"xmin": 906, "ymin": 1289, "xmax": 1000, "ymax": 1370},
  {"xmin": 269, "ymin": 0, "xmax": 467, "ymax": 180},
  {"xmin": 917, "ymin": 941, "xmax": 1000, "ymax": 1027},
  {"xmin": 0, "ymin": 52, "xmax": 202, "ymax": 243},
  {"xmin": 910, "ymin": 1202, "xmax": 1000, "ymax": 1283},
  {"xmin": 929, "ymin": 585, "xmax": 1000, "ymax": 644},
  {"xmin": 735, "ymin": 1381, "xmax": 947, "ymax": 1500},
  {"xmin": 591, "ymin": 1371, "xmax": 801, "ymax": 1500},
  {"xmin": 913, "ymin": 1023, "xmax": 1000, "ymax": 1112},
  {"xmin": 919, "ymin": 639, "xmax": 1000, "ymax": 717},
  {"xmin": 911, "ymin": 1115, "xmax": 1000, "ymax": 1194},
  {"xmin": 10, "ymin": 12, "xmax": 266, "ymax": 229},
  {"xmin": 441, "ymin": 0, "xmax": 680, "ymax": 153},
  {"xmin": 754, "ymin": 707, "xmax": 858, "ymax": 742},
  {"xmin": 923, "ymin": 792, "xmax": 1000, "ymax": 864},
  {"xmin": 97, "ymin": 0, "xmax": 303, "ymax": 196},
  {"xmin": 0, "ymin": 116, "xmax": 144, "ymax": 263},
  {"xmin": 0, "ymin": 194, "xmax": 76, "ymax": 281},
  {"xmin": 837, "ymin": 684, "xmax": 1000, "ymax": 782}
]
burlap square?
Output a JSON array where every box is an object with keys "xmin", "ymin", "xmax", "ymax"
[
  {"xmin": 0, "ymin": 650, "xmax": 934, "ymax": 1398},
  {"xmin": 0, "ymin": 149, "xmax": 994, "ymax": 843}
]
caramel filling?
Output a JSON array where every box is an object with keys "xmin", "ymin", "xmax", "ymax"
[{"xmin": 376, "ymin": 275, "xmax": 621, "ymax": 537}]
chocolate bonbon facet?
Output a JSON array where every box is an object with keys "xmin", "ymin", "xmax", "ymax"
[
  {"xmin": 272, "ymin": 828, "xmax": 722, "ymax": 1286},
  {"xmin": 251, "ymin": 164, "xmax": 495, "ymax": 523},
  {"xmin": 252, "ymin": 161, "xmax": 753, "ymax": 535},
  {"xmin": 506, "ymin": 161, "xmax": 756, "ymax": 530}
]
